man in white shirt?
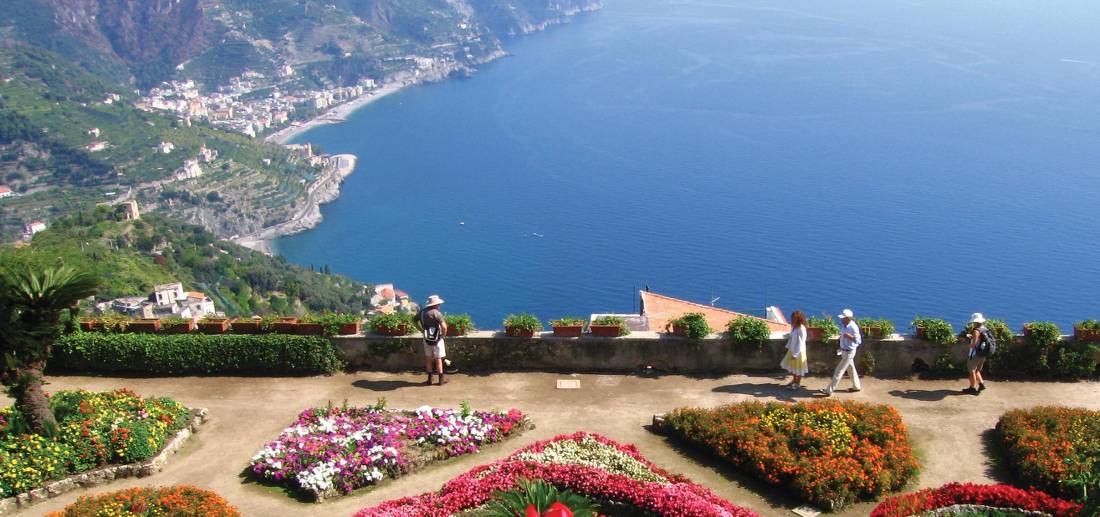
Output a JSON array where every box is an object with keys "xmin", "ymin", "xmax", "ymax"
[{"xmin": 822, "ymin": 308, "xmax": 862, "ymax": 396}]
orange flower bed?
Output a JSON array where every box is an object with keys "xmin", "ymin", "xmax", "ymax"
[
  {"xmin": 997, "ymin": 406, "xmax": 1100, "ymax": 500},
  {"xmin": 45, "ymin": 485, "xmax": 240, "ymax": 517},
  {"xmin": 664, "ymin": 400, "xmax": 919, "ymax": 510}
]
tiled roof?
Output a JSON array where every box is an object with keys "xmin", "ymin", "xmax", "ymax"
[
  {"xmin": 187, "ymin": 291, "xmax": 206, "ymax": 300},
  {"xmin": 639, "ymin": 291, "xmax": 790, "ymax": 333}
]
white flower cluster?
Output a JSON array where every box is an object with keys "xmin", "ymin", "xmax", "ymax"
[
  {"xmin": 412, "ymin": 408, "xmax": 495, "ymax": 448},
  {"xmin": 512, "ymin": 436, "xmax": 670, "ymax": 484},
  {"xmin": 297, "ymin": 460, "xmax": 340, "ymax": 493}
]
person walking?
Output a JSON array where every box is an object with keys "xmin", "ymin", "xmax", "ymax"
[
  {"xmin": 780, "ymin": 310, "xmax": 809, "ymax": 389},
  {"xmin": 821, "ymin": 308, "xmax": 862, "ymax": 396},
  {"xmin": 963, "ymin": 312, "xmax": 994, "ymax": 395},
  {"xmin": 413, "ymin": 295, "xmax": 449, "ymax": 386}
]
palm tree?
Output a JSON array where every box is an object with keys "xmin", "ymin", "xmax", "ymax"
[{"xmin": 0, "ymin": 265, "xmax": 99, "ymax": 435}]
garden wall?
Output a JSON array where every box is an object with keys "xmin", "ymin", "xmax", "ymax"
[{"xmin": 332, "ymin": 332, "xmax": 977, "ymax": 376}]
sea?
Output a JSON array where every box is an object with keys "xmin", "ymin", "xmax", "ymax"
[{"xmin": 278, "ymin": 0, "xmax": 1100, "ymax": 332}]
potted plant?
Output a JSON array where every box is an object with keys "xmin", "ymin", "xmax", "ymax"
[
  {"xmin": 549, "ymin": 317, "xmax": 586, "ymax": 337},
  {"xmin": 807, "ymin": 316, "xmax": 839, "ymax": 342},
  {"xmin": 368, "ymin": 312, "xmax": 415, "ymax": 336},
  {"xmin": 666, "ymin": 312, "xmax": 712, "ymax": 339},
  {"xmin": 318, "ymin": 312, "xmax": 362, "ymax": 336},
  {"xmin": 98, "ymin": 313, "xmax": 129, "ymax": 333},
  {"xmin": 126, "ymin": 318, "xmax": 161, "ymax": 333},
  {"xmin": 296, "ymin": 314, "xmax": 326, "ymax": 336},
  {"xmin": 445, "ymin": 314, "xmax": 474, "ymax": 336},
  {"xmin": 273, "ymin": 316, "xmax": 299, "ymax": 334},
  {"xmin": 726, "ymin": 316, "xmax": 771, "ymax": 347},
  {"xmin": 1074, "ymin": 320, "xmax": 1100, "ymax": 343},
  {"xmin": 910, "ymin": 317, "xmax": 955, "ymax": 345},
  {"xmin": 503, "ymin": 313, "xmax": 543, "ymax": 338},
  {"xmin": 79, "ymin": 317, "xmax": 101, "ymax": 332},
  {"xmin": 857, "ymin": 317, "xmax": 895, "ymax": 339},
  {"xmin": 590, "ymin": 316, "xmax": 629, "ymax": 337},
  {"xmin": 231, "ymin": 316, "xmax": 264, "ymax": 334},
  {"xmin": 197, "ymin": 315, "xmax": 232, "ymax": 334},
  {"xmin": 161, "ymin": 316, "xmax": 195, "ymax": 334}
]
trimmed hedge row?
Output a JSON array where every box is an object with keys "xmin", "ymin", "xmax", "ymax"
[{"xmin": 52, "ymin": 333, "xmax": 344, "ymax": 375}]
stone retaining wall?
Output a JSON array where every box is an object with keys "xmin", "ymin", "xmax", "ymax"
[
  {"xmin": 332, "ymin": 332, "xmax": 974, "ymax": 376},
  {"xmin": 0, "ymin": 408, "xmax": 208, "ymax": 515}
]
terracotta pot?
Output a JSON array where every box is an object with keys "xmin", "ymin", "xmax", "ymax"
[
  {"xmin": 273, "ymin": 317, "xmax": 299, "ymax": 334},
  {"xmin": 504, "ymin": 326, "xmax": 536, "ymax": 338},
  {"xmin": 79, "ymin": 319, "xmax": 100, "ymax": 332},
  {"xmin": 1075, "ymin": 327, "xmax": 1100, "ymax": 343},
  {"xmin": 337, "ymin": 322, "xmax": 362, "ymax": 336},
  {"xmin": 374, "ymin": 324, "xmax": 410, "ymax": 336},
  {"xmin": 446, "ymin": 325, "xmax": 468, "ymax": 337},
  {"xmin": 127, "ymin": 319, "xmax": 161, "ymax": 333},
  {"xmin": 807, "ymin": 327, "xmax": 825, "ymax": 342},
  {"xmin": 915, "ymin": 326, "xmax": 927, "ymax": 339},
  {"xmin": 296, "ymin": 323, "xmax": 325, "ymax": 336},
  {"xmin": 589, "ymin": 325, "xmax": 622, "ymax": 338},
  {"xmin": 669, "ymin": 324, "xmax": 688, "ymax": 337},
  {"xmin": 861, "ymin": 326, "xmax": 886, "ymax": 339},
  {"xmin": 232, "ymin": 319, "xmax": 264, "ymax": 334},
  {"xmin": 198, "ymin": 319, "xmax": 231, "ymax": 334},
  {"xmin": 164, "ymin": 321, "xmax": 196, "ymax": 334},
  {"xmin": 1022, "ymin": 325, "xmax": 1033, "ymax": 337},
  {"xmin": 552, "ymin": 325, "xmax": 584, "ymax": 337}
]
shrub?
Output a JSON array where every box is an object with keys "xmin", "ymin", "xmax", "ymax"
[
  {"xmin": 444, "ymin": 313, "xmax": 475, "ymax": 335},
  {"xmin": 986, "ymin": 321, "xmax": 1095, "ymax": 379},
  {"xmin": 482, "ymin": 479, "xmax": 599, "ymax": 517},
  {"xmin": 592, "ymin": 315, "xmax": 629, "ymax": 336},
  {"xmin": 44, "ymin": 485, "xmax": 241, "ymax": 517},
  {"xmin": 808, "ymin": 316, "xmax": 839, "ymax": 341},
  {"xmin": 911, "ymin": 317, "xmax": 956, "ymax": 345},
  {"xmin": 549, "ymin": 316, "xmax": 585, "ymax": 327},
  {"xmin": 857, "ymin": 317, "xmax": 895, "ymax": 337},
  {"xmin": 1077, "ymin": 319, "xmax": 1100, "ymax": 332},
  {"xmin": 0, "ymin": 389, "xmax": 191, "ymax": 498},
  {"xmin": 315, "ymin": 312, "xmax": 362, "ymax": 336},
  {"xmin": 726, "ymin": 316, "xmax": 771, "ymax": 346},
  {"xmin": 52, "ymin": 333, "xmax": 344, "ymax": 374},
  {"xmin": 503, "ymin": 313, "xmax": 544, "ymax": 333},
  {"xmin": 664, "ymin": 400, "xmax": 919, "ymax": 510},
  {"xmin": 668, "ymin": 312, "xmax": 712, "ymax": 339},
  {"xmin": 367, "ymin": 312, "xmax": 415, "ymax": 335},
  {"xmin": 97, "ymin": 312, "xmax": 128, "ymax": 332},
  {"xmin": 997, "ymin": 406, "xmax": 1100, "ymax": 501},
  {"xmin": 870, "ymin": 482, "xmax": 1082, "ymax": 517}
]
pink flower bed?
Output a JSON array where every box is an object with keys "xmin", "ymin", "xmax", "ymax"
[
  {"xmin": 355, "ymin": 432, "xmax": 758, "ymax": 517},
  {"xmin": 870, "ymin": 482, "xmax": 1083, "ymax": 517}
]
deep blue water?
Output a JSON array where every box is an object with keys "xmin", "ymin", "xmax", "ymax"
[{"xmin": 279, "ymin": 0, "xmax": 1100, "ymax": 331}]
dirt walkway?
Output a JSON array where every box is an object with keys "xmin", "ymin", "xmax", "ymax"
[{"xmin": 14, "ymin": 372, "xmax": 1100, "ymax": 517}]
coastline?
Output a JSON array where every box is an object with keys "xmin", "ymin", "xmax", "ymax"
[{"xmin": 265, "ymin": 82, "xmax": 407, "ymax": 145}]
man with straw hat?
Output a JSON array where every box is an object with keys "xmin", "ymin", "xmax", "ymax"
[
  {"xmin": 414, "ymin": 294, "xmax": 449, "ymax": 386},
  {"xmin": 821, "ymin": 308, "xmax": 862, "ymax": 396}
]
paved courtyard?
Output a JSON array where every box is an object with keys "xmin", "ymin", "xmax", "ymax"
[{"xmin": 14, "ymin": 372, "xmax": 1100, "ymax": 517}]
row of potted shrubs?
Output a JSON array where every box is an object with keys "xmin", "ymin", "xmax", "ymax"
[{"xmin": 79, "ymin": 313, "xmax": 364, "ymax": 336}]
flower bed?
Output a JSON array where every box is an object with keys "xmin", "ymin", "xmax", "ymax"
[
  {"xmin": 44, "ymin": 485, "xmax": 240, "ymax": 517},
  {"xmin": 997, "ymin": 406, "xmax": 1100, "ymax": 500},
  {"xmin": 663, "ymin": 400, "xmax": 919, "ymax": 510},
  {"xmin": 870, "ymin": 482, "xmax": 1082, "ymax": 517},
  {"xmin": 0, "ymin": 389, "xmax": 191, "ymax": 498},
  {"xmin": 249, "ymin": 403, "xmax": 528, "ymax": 499},
  {"xmin": 355, "ymin": 432, "xmax": 758, "ymax": 516}
]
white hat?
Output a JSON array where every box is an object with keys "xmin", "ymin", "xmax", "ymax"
[
  {"xmin": 970, "ymin": 312, "xmax": 986, "ymax": 324},
  {"xmin": 837, "ymin": 309, "xmax": 854, "ymax": 319},
  {"xmin": 425, "ymin": 295, "xmax": 444, "ymax": 307}
]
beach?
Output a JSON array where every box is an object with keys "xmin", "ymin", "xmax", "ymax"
[{"xmin": 265, "ymin": 82, "xmax": 407, "ymax": 145}]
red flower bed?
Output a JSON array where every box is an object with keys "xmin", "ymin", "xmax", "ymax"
[
  {"xmin": 664, "ymin": 400, "xmax": 919, "ymax": 510},
  {"xmin": 998, "ymin": 406, "xmax": 1100, "ymax": 500},
  {"xmin": 870, "ymin": 482, "xmax": 1082, "ymax": 517},
  {"xmin": 355, "ymin": 432, "xmax": 757, "ymax": 517},
  {"xmin": 45, "ymin": 485, "xmax": 240, "ymax": 516}
]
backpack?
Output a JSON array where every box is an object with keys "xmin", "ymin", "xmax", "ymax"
[
  {"xmin": 420, "ymin": 311, "xmax": 441, "ymax": 344},
  {"xmin": 975, "ymin": 327, "xmax": 997, "ymax": 357}
]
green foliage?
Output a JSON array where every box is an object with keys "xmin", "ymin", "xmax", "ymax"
[
  {"xmin": 368, "ymin": 312, "xmax": 415, "ymax": 334},
  {"xmin": 928, "ymin": 352, "xmax": 965, "ymax": 378},
  {"xmin": 315, "ymin": 312, "xmax": 361, "ymax": 336},
  {"xmin": 986, "ymin": 321, "xmax": 1096, "ymax": 379},
  {"xmin": 910, "ymin": 317, "xmax": 956, "ymax": 345},
  {"xmin": 591, "ymin": 315, "xmax": 629, "ymax": 336},
  {"xmin": 856, "ymin": 317, "xmax": 895, "ymax": 337},
  {"xmin": 807, "ymin": 316, "xmax": 839, "ymax": 342},
  {"xmin": 1076, "ymin": 320, "xmax": 1100, "ymax": 331},
  {"xmin": 479, "ymin": 479, "xmax": 599, "ymax": 517},
  {"xmin": 503, "ymin": 313, "xmax": 544, "ymax": 332},
  {"xmin": 52, "ymin": 333, "xmax": 344, "ymax": 375},
  {"xmin": 549, "ymin": 317, "xmax": 585, "ymax": 327},
  {"xmin": 667, "ymin": 312, "xmax": 712, "ymax": 339},
  {"xmin": 445, "ymin": 314, "xmax": 475, "ymax": 335},
  {"xmin": 160, "ymin": 316, "xmax": 190, "ymax": 326},
  {"xmin": 726, "ymin": 316, "xmax": 771, "ymax": 346}
]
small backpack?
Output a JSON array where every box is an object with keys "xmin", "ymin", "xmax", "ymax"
[
  {"xmin": 421, "ymin": 312, "xmax": 441, "ymax": 344},
  {"xmin": 975, "ymin": 327, "xmax": 997, "ymax": 357}
]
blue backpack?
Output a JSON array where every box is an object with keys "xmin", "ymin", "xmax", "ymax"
[{"xmin": 975, "ymin": 327, "xmax": 997, "ymax": 357}]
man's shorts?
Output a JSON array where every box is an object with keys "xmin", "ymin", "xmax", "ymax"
[
  {"xmin": 423, "ymin": 339, "xmax": 446, "ymax": 359},
  {"xmin": 967, "ymin": 355, "xmax": 986, "ymax": 372}
]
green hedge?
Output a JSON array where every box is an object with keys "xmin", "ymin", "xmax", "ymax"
[{"xmin": 52, "ymin": 332, "xmax": 344, "ymax": 375}]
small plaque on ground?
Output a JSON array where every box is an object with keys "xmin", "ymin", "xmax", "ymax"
[
  {"xmin": 556, "ymin": 379, "xmax": 581, "ymax": 389},
  {"xmin": 792, "ymin": 505, "xmax": 821, "ymax": 517}
]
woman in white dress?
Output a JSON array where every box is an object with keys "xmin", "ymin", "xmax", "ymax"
[{"xmin": 780, "ymin": 310, "xmax": 809, "ymax": 389}]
